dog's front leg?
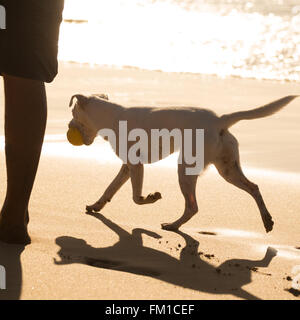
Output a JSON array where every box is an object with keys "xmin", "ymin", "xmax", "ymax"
[
  {"xmin": 129, "ymin": 163, "xmax": 162, "ymax": 205},
  {"xmin": 86, "ymin": 164, "xmax": 130, "ymax": 213}
]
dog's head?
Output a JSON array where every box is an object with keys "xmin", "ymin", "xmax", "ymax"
[{"xmin": 68, "ymin": 93, "xmax": 109, "ymax": 145}]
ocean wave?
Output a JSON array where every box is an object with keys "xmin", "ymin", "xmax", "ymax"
[{"xmin": 59, "ymin": 0, "xmax": 300, "ymax": 81}]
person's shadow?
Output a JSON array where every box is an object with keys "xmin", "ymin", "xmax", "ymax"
[
  {"xmin": 54, "ymin": 213, "xmax": 277, "ymax": 300},
  {"xmin": 0, "ymin": 242, "xmax": 24, "ymax": 300}
]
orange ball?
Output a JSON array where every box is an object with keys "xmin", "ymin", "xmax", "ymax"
[{"xmin": 67, "ymin": 127, "xmax": 84, "ymax": 146}]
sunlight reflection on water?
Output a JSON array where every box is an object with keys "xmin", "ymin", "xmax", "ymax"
[{"xmin": 59, "ymin": 0, "xmax": 300, "ymax": 81}]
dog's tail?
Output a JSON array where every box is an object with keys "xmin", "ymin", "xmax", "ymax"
[{"xmin": 219, "ymin": 95, "xmax": 298, "ymax": 129}]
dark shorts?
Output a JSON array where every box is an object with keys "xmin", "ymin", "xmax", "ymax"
[{"xmin": 0, "ymin": 0, "xmax": 64, "ymax": 83}]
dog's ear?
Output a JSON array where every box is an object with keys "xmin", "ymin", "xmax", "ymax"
[
  {"xmin": 93, "ymin": 93, "xmax": 109, "ymax": 101},
  {"xmin": 69, "ymin": 94, "xmax": 89, "ymax": 108}
]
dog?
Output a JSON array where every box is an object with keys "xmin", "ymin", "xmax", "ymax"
[{"xmin": 68, "ymin": 94, "xmax": 298, "ymax": 233}]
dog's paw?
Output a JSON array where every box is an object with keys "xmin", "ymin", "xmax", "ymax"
[
  {"xmin": 263, "ymin": 215, "xmax": 274, "ymax": 233},
  {"xmin": 264, "ymin": 219, "xmax": 274, "ymax": 233},
  {"xmin": 86, "ymin": 205, "xmax": 96, "ymax": 214},
  {"xmin": 146, "ymin": 192, "xmax": 162, "ymax": 202},
  {"xmin": 161, "ymin": 223, "xmax": 179, "ymax": 231},
  {"xmin": 86, "ymin": 200, "xmax": 107, "ymax": 213}
]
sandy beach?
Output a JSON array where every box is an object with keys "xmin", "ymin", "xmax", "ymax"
[{"xmin": 0, "ymin": 62, "xmax": 300, "ymax": 300}]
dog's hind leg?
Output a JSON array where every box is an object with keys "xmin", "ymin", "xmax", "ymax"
[
  {"xmin": 86, "ymin": 164, "xmax": 130, "ymax": 213},
  {"xmin": 129, "ymin": 163, "xmax": 162, "ymax": 205},
  {"xmin": 162, "ymin": 164, "xmax": 198, "ymax": 231},
  {"xmin": 214, "ymin": 158, "xmax": 274, "ymax": 233}
]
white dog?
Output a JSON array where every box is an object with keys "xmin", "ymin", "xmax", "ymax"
[{"xmin": 68, "ymin": 94, "xmax": 298, "ymax": 232}]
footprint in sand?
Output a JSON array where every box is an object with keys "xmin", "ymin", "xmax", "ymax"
[{"xmin": 198, "ymin": 231, "xmax": 217, "ymax": 236}]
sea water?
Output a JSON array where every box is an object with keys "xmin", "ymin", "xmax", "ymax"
[{"xmin": 59, "ymin": 0, "xmax": 300, "ymax": 81}]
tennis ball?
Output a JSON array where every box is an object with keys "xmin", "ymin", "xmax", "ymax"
[{"xmin": 67, "ymin": 127, "xmax": 84, "ymax": 146}]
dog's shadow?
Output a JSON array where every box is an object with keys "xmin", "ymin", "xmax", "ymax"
[{"xmin": 54, "ymin": 213, "xmax": 277, "ymax": 300}]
